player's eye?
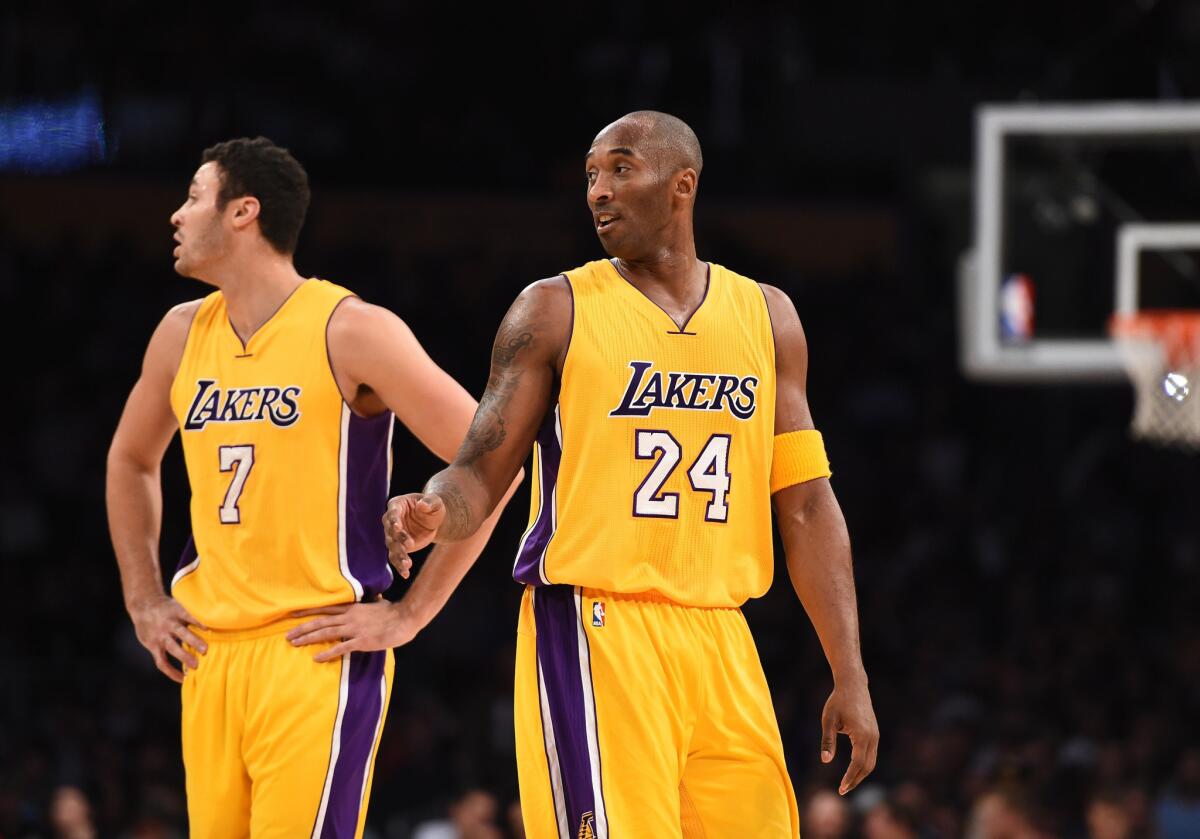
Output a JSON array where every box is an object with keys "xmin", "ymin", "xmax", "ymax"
[{"xmin": 614, "ymin": 165, "xmax": 630, "ymax": 174}]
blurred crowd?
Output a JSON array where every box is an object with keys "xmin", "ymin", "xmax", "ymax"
[
  {"xmin": 1, "ymin": 178, "xmax": 1198, "ymax": 838},
  {"xmin": 4, "ymin": 2, "xmax": 1200, "ymax": 835}
]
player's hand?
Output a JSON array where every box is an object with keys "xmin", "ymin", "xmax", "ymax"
[
  {"xmin": 382, "ymin": 492, "xmax": 445, "ymax": 577},
  {"xmin": 128, "ymin": 594, "xmax": 208, "ymax": 684},
  {"xmin": 287, "ymin": 598, "xmax": 420, "ymax": 662},
  {"xmin": 820, "ymin": 676, "xmax": 879, "ymax": 795}
]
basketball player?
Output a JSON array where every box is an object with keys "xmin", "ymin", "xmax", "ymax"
[
  {"xmin": 372, "ymin": 111, "xmax": 877, "ymax": 836},
  {"xmin": 106, "ymin": 137, "xmax": 518, "ymax": 838},
  {"xmin": 369, "ymin": 111, "xmax": 881, "ymax": 835}
]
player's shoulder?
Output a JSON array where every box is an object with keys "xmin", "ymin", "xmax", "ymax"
[
  {"xmin": 143, "ymin": 298, "xmax": 206, "ymax": 379},
  {"xmin": 508, "ymin": 275, "xmax": 573, "ymax": 326},
  {"xmin": 156, "ymin": 298, "xmax": 205, "ymax": 344},
  {"xmin": 756, "ymin": 283, "xmax": 802, "ymax": 325},
  {"xmin": 519, "ymin": 274, "xmax": 572, "ymax": 303},
  {"xmin": 326, "ymin": 296, "xmax": 414, "ymax": 353}
]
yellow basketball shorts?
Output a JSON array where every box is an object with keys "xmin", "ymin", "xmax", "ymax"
[
  {"xmin": 515, "ymin": 585, "xmax": 800, "ymax": 838},
  {"xmin": 181, "ymin": 617, "xmax": 394, "ymax": 838}
]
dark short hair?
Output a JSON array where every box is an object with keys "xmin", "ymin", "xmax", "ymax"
[{"xmin": 200, "ymin": 137, "xmax": 310, "ymax": 255}]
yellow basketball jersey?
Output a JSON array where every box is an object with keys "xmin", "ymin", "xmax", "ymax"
[
  {"xmin": 514, "ymin": 259, "xmax": 777, "ymax": 608},
  {"xmin": 169, "ymin": 279, "xmax": 394, "ymax": 630}
]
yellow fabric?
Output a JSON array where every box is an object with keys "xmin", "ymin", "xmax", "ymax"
[
  {"xmin": 169, "ymin": 279, "xmax": 388, "ymax": 630},
  {"xmin": 770, "ymin": 429, "xmax": 832, "ymax": 494},
  {"xmin": 181, "ymin": 622, "xmax": 393, "ymax": 839},
  {"xmin": 522, "ymin": 259, "xmax": 776, "ymax": 608},
  {"xmin": 514, "ymin": 586, "xmax": 799, "ymax": 838}
]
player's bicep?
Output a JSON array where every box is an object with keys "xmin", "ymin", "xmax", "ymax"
[
  {"xmin": 109, "ymin": 305, "xmax": 194, "ymax": 469},
  {"xmin": 762, "ymin": 284, "xmax": 815, "ymax": 434},
  {"xmin": 451, "ymin": 280, "xmax": 569, "ymax": 493},
  {"xmin": 344, "ymin": 307, "xmax": 479, "ymax": 463}
]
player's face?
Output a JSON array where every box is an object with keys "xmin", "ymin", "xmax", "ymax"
[
  {"xmin": 170, "ymin": 162, "xmax": 232, "ymax": 281},
  {"xmin": 585, "ymin": 130, "xmax": 673, "ymax": 259}
]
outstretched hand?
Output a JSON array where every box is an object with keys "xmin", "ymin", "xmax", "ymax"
[
  {"xmin": 820, "ymin": 678, "xmax": 880, "ymax": 795},
  {"xmin": 129, "ymin": 595, "xmax": 207, "ymax": 684},
  {"xmin": 381, "ymin": 492, "xmax": 445, "ymax": 576}
]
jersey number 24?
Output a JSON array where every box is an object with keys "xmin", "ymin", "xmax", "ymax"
[{"xmin": 634, "ymin": 430, "xmax": 730, "ymax": 522}]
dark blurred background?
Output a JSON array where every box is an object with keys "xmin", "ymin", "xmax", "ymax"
[{"xmin": 3, "ymin": 2, "xmax": 1200, "ymax": 838}]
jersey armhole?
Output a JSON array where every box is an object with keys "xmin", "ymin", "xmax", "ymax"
[
  {"xmin": 756, "ymin": 282, "xmax": 779, "ymax": 376},
  {"xmin": 557, "ymin": 273, "xmax": 575, "ymax": 380},
  {"xmin": 324, "ymin": 292, "xmax": 361, "ymax": 411},
  {"xmin": 167, "ymin": 298, "xmax": 208, "ymax": 409}
]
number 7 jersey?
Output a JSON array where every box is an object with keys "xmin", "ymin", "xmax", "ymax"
[
  {"xmin": 169, "ymin": 279, "xmax": 394, "ymax": 630},
  {"xmin": 514, "ymin": 259, "xmax": 777, "ymax": 608}
]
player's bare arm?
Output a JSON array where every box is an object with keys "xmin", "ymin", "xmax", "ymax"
[
  {"xmin": 762, "ymin": 283, "xmax": 880, "ymax": 796},
  {"xmin": 106, "ymin": 301, "xmax": 209, "ymax": 684},
  {"xmin": 286, "ymin": 298, "xmax": 525, "ymax": 661},
  {"xmin": 383, "ymin": 277, "xmax": 571, "ymax": 564}
]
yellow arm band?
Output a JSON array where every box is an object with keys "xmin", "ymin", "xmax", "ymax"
[{"xmin": 770, "ymin": 430, "xmax": 832, "ymax": 494}]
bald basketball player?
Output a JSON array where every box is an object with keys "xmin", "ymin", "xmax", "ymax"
[
  {"xmin": 107, "ymin": 137, "xmax": 518, "ymax": 838},
  {"xmin": 368, "ymin": 111, "xmax": 877, "ymax": 836}
]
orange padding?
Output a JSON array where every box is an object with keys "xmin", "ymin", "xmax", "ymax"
[
  {"xmin": 770, "ymin": 430, "xmax": 831, "ymax": 495},
  {"xmin": 1110, "ymin": 309, "xmax": 1200, "ymax": 366}
]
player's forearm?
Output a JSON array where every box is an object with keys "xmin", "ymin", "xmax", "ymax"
[
  {"xmin": 423, "ymin": 463, "xmax": 506, "ymax": 543},
  {"xmin": 400, "ymin": 470, "xmax": 522, "ymax": 629},
  {"xmin": 778, "ymin": 482, "xmax": 867, "ymax": 684},
  {"xmin": 106, "ymin": 452, "xmax": 168, "ymax": 612}
]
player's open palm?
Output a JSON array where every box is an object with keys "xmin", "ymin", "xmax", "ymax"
[
  {"xmin": 820, "ymin": 679, "xmax": 880, "ymax": 796},
  {"xmin": 382, "ymin": 492, "xmax": 445, "ymax": 576},
  {"xmin": 129, "ymin": 595, "xmax": 207, "ymax": 685}
]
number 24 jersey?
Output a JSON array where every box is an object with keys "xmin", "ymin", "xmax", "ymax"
[{"xmin": 514, "ymin": 259, "xmax": 778, "ymax": 608}]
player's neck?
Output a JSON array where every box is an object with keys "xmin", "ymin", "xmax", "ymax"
[
  {"xmin": 216, "ymin": 254, "xmax": 307, "ymax": 344},
  {"xmin": 615, "ymin": 243, "xmax": 702, "ymax": 292}
]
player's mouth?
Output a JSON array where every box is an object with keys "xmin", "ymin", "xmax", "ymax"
[{"xmin": 595, "ymin": 213, "xmax": 621, "ymax": 233}]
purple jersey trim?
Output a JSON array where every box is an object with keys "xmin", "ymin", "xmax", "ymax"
[
  {"xmin": 533, "ymin": 585, "xmax": 605, "ymax": 832},
  {"xmin": 317, "ymin": 649, "xmax": 388, "ymax": 838},
  {"xmin": 175, "ymin": 534, "xmax": 198, "ymax": 575},
  {"xmin": 513, "ymin": 405, "xmax": 563, "ymax": 585},
  {"xmin": 344, "ymin": 410, "xmax": 395, "ymax": 599}
]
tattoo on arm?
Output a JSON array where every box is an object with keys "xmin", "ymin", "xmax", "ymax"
[
  {"xmin": 457, "ymin": 323, "xmax": 533, "ymax": 465},
  {"xmin": 426, "ymin": 476, "xmax": 473, "ymax": 542}
]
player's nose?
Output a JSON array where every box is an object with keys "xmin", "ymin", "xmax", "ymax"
[{"xmin": 588, "ymin": 175, "xmax": 613, "ymax": 205}]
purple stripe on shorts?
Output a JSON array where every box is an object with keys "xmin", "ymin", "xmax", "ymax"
[
  {"xmin": 319, "ymin": 649, "xmax": 387, "ymax": 839},
  {"xmin": 175, "ymin": 534, "xmax": 198, "ymax": 574},
  {"xmin": 533, "ymin": 585, "xmax": 597, "ymax": 828},
  {"xmin": 345, "ymin": 411, "xmax": 394, "ymax": 599},
  {"xmin": 513, "ymin": 407, "xmax": 562, "ymax": 585}
]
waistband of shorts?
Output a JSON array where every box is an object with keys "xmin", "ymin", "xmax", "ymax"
[
  {"xmin": 528, "ymin": 583, "xmax": 741, "ymax": 611},
  {"xmin": 192, "ymin": 614, "xmax": 318, "ymax": 643}
]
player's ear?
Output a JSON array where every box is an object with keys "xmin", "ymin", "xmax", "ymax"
[
  {"xmin": 229, "ymin": 196, "xmax": 261, "ymax": 230},
  {"xmin": 674, "ymin": 168, "xmax": 698, "ymax": 201}
]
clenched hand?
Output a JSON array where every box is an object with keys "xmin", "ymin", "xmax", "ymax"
[{"xmin": 381, "ymin": 492, "xmax": 445, "ymax": 575}]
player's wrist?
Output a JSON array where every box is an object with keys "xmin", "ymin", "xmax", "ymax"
[
  {"xmin": 830, "ymin": 663, "xmax": 869, "ymax": 689},
  {"xmin": 126, "ymin": 590, "xmax": 169, "ymax": 616},
  {"xmin": 388, "ymin": 599, "xmax": 426, "ymax": 640}
]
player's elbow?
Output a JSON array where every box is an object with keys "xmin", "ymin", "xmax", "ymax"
[{"xmin": 107, "ymin": 436, "xmax": 157, "ymax": 478}]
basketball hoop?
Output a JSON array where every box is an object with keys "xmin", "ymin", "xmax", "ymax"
[{"xmin": 1109, "ymin": 310, "xmax": 1200, "ymax": 449}]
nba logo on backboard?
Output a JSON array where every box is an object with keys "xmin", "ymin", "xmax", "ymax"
[
  {"xmin": 1000, "ymin": 273, "xmax": 1035, "ymax": 342},
  {"xmin": 592, "ymin": 601, "xmax": 605, "ymax": 627}
]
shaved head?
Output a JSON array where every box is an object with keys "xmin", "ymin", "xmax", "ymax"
[{"xmin": 593, "ymin": 111, "xmax": 703, "ymax": 179}]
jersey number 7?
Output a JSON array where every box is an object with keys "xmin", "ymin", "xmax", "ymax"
[{"xmin": 218, "ymin": 445, "xmax": 255, "ymax": 524}]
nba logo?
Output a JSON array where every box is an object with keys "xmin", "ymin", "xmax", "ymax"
[
  {"xmin": 999, "ymin": 273, "xmax": 1035, "ymax": 342},
  {"xmin": 592, "ymin": 601, "xmax": 605, "ymax": 627}
]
